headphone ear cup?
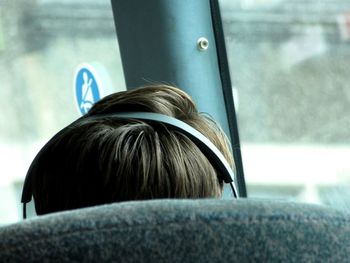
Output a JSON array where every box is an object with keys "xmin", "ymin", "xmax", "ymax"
[{"xmin": 22, "ymin": 203, "xmax": 27, "ymax": 219}]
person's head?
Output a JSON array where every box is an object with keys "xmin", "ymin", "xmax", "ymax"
[{"xmin": 29, "ymin": 85, "xmax": 234, "ymax": 215}]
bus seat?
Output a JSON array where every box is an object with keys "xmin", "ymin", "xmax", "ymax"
[{"xmin": 1, "ymin": 199, "xmax": 350, "ymax": 262}]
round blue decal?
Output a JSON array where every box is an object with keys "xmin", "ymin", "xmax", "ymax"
[{"xmin": 75, "ymin": 65, "xmax": 101, "ymax": 115}]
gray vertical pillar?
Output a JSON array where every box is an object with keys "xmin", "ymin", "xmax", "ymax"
[{"xmin": 111, "ymin": 0, "xmax": 246, "ymax": 196}]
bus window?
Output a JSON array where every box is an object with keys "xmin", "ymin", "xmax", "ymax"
[
  {"xmin": 220, "ymin": 0, "xmax": 350, "ymax": 209},
  {"xmin": 0, "ymin": 0, "xmax": 125, "ymax": 224}
]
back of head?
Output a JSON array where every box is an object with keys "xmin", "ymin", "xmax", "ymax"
[{"xmin": 29, "ymin": 85, "xmax": 234, "ymax": 215}]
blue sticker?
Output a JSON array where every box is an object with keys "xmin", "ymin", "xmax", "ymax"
[{"xmin": 75, "ymin": 65, "xmax": 101, "ymax": 115}]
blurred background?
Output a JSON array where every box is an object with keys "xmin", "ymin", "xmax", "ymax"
[{"xmin": 1, "ymin": 0, "xmax": 350, "ymax": 225}]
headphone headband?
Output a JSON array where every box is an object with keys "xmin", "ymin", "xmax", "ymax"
[
  {"xmin": 21, "ymin": 112, "xmax": 238, "ymax": 218},
  {"xmin": 106, "ymin": 112, "xmax": 236, "ymax": 183}
]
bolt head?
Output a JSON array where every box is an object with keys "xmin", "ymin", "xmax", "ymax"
[{"xmin": 197, "ymin": 37, "xmax": 209, "ymax": 51}]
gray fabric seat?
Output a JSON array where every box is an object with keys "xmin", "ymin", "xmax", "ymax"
[{"xmin": 1, "ymin": 199, "xmax": 350, "ymax": 262}]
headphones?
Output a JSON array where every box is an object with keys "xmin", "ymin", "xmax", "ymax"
[{"xmin": 21, "ymin": 112, "xmax": 238, "ymax": 219}]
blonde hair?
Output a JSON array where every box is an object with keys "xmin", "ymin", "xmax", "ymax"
[{"xmin": 31, "ymin": 85, "xmax": 234, "ymax": 215}]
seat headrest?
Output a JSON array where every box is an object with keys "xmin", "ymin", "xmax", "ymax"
[{"xmin": 1, "ymin": 199, "xmax": 350, "ymax": 262}]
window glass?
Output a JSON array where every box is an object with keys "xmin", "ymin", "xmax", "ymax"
[
  {"xmin": 0, "ymin": 0, "xmax": 125, "ymax": 224},
  {"xmin": 220, "ymin": 0, "xmax": 350, "ymax": 209}
]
